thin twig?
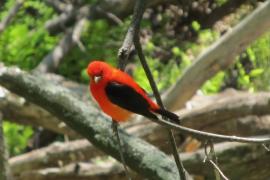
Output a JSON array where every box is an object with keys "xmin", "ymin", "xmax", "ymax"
[
  {"xmin": 208, "ymin": 160, "xmax": 229, "ymax": 180},
  {"xmin": 130, "ymin": 0, "xmax": 187, "ymax": 179},
  {"xmin": 117, "ymin": 0, "xmax": 145, "ymax": 69},
  {"xmin": 262, "ymin": 144, "xmax": 270, "ymax": 151},
  {"xmin": 204, "ymin": 141, "xmax": 221, "ymax": 180},
  {"xmin": 134, "ymin": 34, "xmax": 187, "ymax": 180},
  {"xmin": 113, "ymin": 2, "xmax": 146, "ymax": 179},
  {"xmin": 112, "ymin": 121, "xmax": 132, "ymax": 180},
  {"xmin": 204, "ymin": 141, "xmax": 229, "ymax": 180},
  {"xmin": 150, "ymin": 116, "xmax": 270, "ymax": 143}
]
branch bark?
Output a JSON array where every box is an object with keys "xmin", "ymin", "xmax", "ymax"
[
  {"xmin": 13, "ymin": 141, "xmax": 270, "ymax": 180},
  {"xmin": 182, "ymin": 141, "xmax": 270, "ymax": 179},
  {"xmin": 0, "ymin": 89, "xmax": 79, "ymax": 137},
  {"xmin": 163, "ymin": 0, "xmax": 270, "ymax": 111},
  {"xmin": 18, "ymin": 161, "xmax": 139, "ymax": 180},
  {"xmin": 0, "ymin": 66, "xmax": 180, "ymax": 180},
  {"xmin": 9, "ymin": 140, "xmax": 100, "ymax": 175},
  {"xmin": 179, "ymin": 92, "xmax": 270, "ymax": 131}
]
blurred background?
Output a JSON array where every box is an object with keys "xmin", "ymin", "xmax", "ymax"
[{"xmin": 0, "ymin": 0, "xmax": 270, "ymax": 179}]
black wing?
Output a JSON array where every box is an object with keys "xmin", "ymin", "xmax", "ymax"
[{"xmin": 105, "ymin": 81, "xmax": 158, "ymax": 120}]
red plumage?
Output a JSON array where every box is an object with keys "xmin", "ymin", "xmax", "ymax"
[{"xmin": 87, "ymin": 60, "xmax": 179, "ymax": 123}]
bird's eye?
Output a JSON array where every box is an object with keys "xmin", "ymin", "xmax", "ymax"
[{"xmin": 93, "ymin": 75, "xmax": 102, "ymax": 83}]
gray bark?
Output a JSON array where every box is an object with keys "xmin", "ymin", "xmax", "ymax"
[
  {"xmin": 163, "ymin": 0, "xmax": 270, "ymax": 111},
  {"xmin": 13, "ymin": 141, "xmax": 270, "ymax": 180}
]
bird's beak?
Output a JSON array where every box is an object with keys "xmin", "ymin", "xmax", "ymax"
[{"xmin": 93, "ymin": 75, "xmax": 102, "ymax": 83}]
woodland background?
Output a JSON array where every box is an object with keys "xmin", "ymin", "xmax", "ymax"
[{"xmin": 0, "ymin": 0, "xmax": 270, "ymax": 179}]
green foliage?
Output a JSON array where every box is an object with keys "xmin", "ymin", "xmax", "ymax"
[
  {"xmin": 231, "ymin": 32, "xmax": 270, "ymax": 91},
  {"xmin": 202, "ymin": 72, "xmax": 225, "ymax": 94},
  {"xmin": 247, "ymin": 32, "xmax": 270, "ymax": 91},
  {"xmin": 191, "ymin": 21, "xmax": 200, "ymax": 32},
  {"xmin": 3, "ymin": 122, "xmax": 33, "ymax": 156},
  {"xmin": 0, "ymin": 0, "xmax": 58, "ymax": 70}
]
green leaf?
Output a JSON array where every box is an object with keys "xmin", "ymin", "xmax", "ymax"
[{"xmin": 249, "ymin": 68, "xmax": 264, "ymax": 77}]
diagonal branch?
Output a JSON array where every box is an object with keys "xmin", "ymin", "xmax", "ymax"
[
  {"xmin": 163, "ymin": 0, "xmax": 270, "ymax": 111},
  {"xmin": 178, "ymin": 92, "xmax": 270, "ymax": 130}
]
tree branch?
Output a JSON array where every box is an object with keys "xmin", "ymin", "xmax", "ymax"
[
  {"xmin": 179, "ymin": 92, "xmax": 270, "ymax": 130},
  {"xmin": 14, "ymin": 141, "xmax": 270, "ymax": 179},
  {"xmin": 18, "ymin": 161, "xmax": 138, "ymax": 180},
  {"xmin": 1, "ymin": 65, "xmax": 270, "ymax": 143},
  {"xmin": 0, "ymin": 65, "xmax": 180, "ymax": 180},
  {"xmin": 182, "ymin": 141, "xmax": 270, "ymax": 179},
  {"xmin": 44, "ymin": 0, "xmax": 70, "ymax": 13},
  {"xmin": 0, "ymin": 89, "xmax": 79, "ymax": 137},
  {"xmin": 163, "ymin": 0, "xmax": 270, "ymax": 111}
]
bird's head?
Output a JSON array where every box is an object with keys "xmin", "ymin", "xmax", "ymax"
[{"xmin": 87, "ymin": 60, "xmax": 112, "ymax": 84}]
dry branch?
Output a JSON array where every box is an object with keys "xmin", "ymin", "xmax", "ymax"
[
  {"xmin": 18, "ymin": 161, "xmax": 140, "ymax": 180},
  {"xmin": 0, "ymin": 89, "xmax": 78, "ymax": 137},
  {"xmin": 163, "ymin": 0, "xmax": 270, "ymax": 111},
  {"xmin": 9, "ymin": 140, "xmax": 100, "ymax": 175},
  {"xmin": 179, "ymin": 92, "xmax": 270, "ymax": 131},
  {"xmin": 182, "ymin": 141, "xmax": 270, "ymax": 179},
  {"xmin": 14, "ymin": 141, "xmax": 270, "ymax": 180}
]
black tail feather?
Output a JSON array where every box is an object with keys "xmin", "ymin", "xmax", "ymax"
[{"xmin": 154, "ymin": 109, "xmax": 180, "ymax": 124}]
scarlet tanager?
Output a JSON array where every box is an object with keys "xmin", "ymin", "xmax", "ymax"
[{"xmin": 87, "ymin": 60, "xmax": 179, "ymax": 123}]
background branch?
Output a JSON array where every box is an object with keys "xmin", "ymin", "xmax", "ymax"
[
  {"xmin": 13, "ymin": 141, "xmax": 270, "ymax": 180},
  {"xmin": 163, "ymin": 0, "xmax": 270, "ymax": 110}
]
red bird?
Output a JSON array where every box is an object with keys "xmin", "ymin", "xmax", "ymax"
[{"xmin": 87, "ymin": 60, "xmax": 179, "ymax": 123}]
